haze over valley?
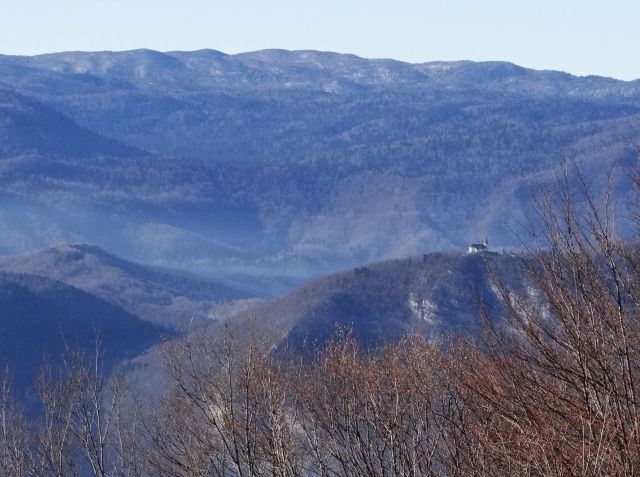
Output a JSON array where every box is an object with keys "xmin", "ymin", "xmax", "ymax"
[
  {"xmin": 2, "ymin": 0, "xmax": 640, "ymax": 470},
  {"xmin": 1, "ymin": 38, "xmax": 640, "ymax": 473},
  {"xmin": 2, "ymin": 46, "xmax": 640, "ymax": 380},
  {"xmin": 1, "ymin": 49, "xmax": 639, "ymax": 290}
]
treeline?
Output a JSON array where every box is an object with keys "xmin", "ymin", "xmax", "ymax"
[{"xmin": 2, "ymin": 172, "xmax": 640, "ymax": 476}]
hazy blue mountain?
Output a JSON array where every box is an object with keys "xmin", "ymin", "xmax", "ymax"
[
  {"xmin": 0, "ymin": 49, "xmax": 639, "ymax": 283},
  {"xmin": 219, "ymin": 251, "xmax": 534, "ymax": 350},
  {"xmin": 0, "ymin": 271, "xmax": 163, "ymax": 397},
  {"xmin": 2, "ymin": 49, "xmax": 638, "ymax": 162},
  {"xmin": 0, "ymin": 243, "xmax": 253, "ymax": 329},
  {"xmin": 0, "ymin": 88, "xmax": 143, "ymax": 158},
  {"xmin": 123, "ymin": 250, "xmax": 533, "ymax": 402}
]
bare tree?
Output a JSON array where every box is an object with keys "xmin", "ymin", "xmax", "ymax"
[
  {"xmin": 1, "ymin": 371, "xmax": 31, "ymax": 477},
  {"xmin": 446, "ymin": 164, "xmax": 640, "ymax": 476},
  {"xmin": 6, "ymin": 161, "xmax": 640, "ymax": 477},
  {"xmin": 147, "ymin": 323, "xmax": 303, "ymax": 477},
  {"xmin": 28, "ymin": 344, "xmax": 142, "ymax": 477},
  {"xmin": 291, "ymin": 335, "xmax": 453, "ymax": 477},
  {"xmin": 32, "ymin": 361, "xmax": 79, "ymax": 477}
]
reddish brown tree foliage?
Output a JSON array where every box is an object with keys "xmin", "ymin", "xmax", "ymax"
[
  {"xmin": 446, "ymin": 168, "xmax": 640, "ymax": 476},
  {"xmin": 2, "ymin": 166, "xmax": 639, "ymax": 476}
]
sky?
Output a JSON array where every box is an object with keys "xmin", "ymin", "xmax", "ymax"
[{"xmin": 1, "ymin": 0, "xmax": 638, "ymax": 80}]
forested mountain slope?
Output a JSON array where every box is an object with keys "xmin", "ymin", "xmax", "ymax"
[
  {"xmin": 0, "ymin": 49, "xmax": 638, "ymax": 282},
  {"xmin": 0, "ymin": 272, "xmax": 162, "ymax": 397},
  {"xmin": 221, "ymin": 251, "xmax": 533, "ymax": 350},
  {"xmin": 0, "ymin": 243, "xmax": 252, "ymax": 329}
]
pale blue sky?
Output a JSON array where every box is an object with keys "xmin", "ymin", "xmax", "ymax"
[{"xmin": 1, "ymin": 0, "xmax": 638, "ymax": 80}]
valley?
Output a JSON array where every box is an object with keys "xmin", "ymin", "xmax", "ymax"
[{"xmin": 0, "ymin": 49, "xmax": 638, "ymax": 285}]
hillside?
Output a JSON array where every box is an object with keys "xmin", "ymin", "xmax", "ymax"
[
  {"xmin": 0, "ymin": 271, "xmax": 162, "ymax": 397},
  {"xmin": 0, "ymin": 243, "xmax": 253, "ymax": 329},
  {"xmin": 222, "ymin": 251, "xmax": 533, "ymax": 350},
  {"xmin": 0, "ymin": 87, "xmax": 143, "ymax": 158},
  {"xmin": 0, "ymin": 50, "xmax": 638, "ymax": 281}
]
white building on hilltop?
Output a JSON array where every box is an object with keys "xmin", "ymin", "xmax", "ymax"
[{"xmin": 468, "ymin": 238, "xmax": 489, "ymax": 254}]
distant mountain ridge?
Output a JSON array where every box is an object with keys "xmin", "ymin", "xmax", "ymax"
[
  {"xmin": 0, "ymin": 243, "xmax": 252, "ymax": 329},
  {"xmin": 0, "ymin": 49, "xmax": 638, "ymax": 282}
]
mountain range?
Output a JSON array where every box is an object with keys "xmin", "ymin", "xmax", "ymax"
[
  {"xmin": 0, "ymin": 243, "xmax": 255, "ymax": 397},
  {"xmin": 0, "ymin": 244, "xmax": 533, "ymax": 399},
  {"xmin": 1, "ymin": 49, "xmax": 639, "ymax": 396},
  {"xmin": 0, "ymin": 242, "xmax": 253, "ymax": 328},
  {"xmin": 1, "ymin": 49, "xmax": 639, "ymax": 286}
]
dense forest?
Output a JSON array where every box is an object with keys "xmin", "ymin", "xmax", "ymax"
[{"xmin": 1, "ymin": 51, "xmax": 640, "ymax": 282}]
